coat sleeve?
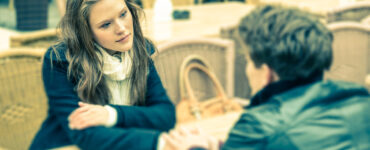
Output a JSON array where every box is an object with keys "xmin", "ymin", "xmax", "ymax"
[
  {"xmin": 222, "ymin": 104, "xmax": 288, "ymax": 150},
  {"xmin": 42, "ymin": 49, "xmax": 161, "ymax": 150},
  {"xmin": 110, "ymin": 61, "xmax": 176, "ymax": 131},
  {"xmin": 111, "ymin": 40, "xmax": 176, "ymax": 131},
  {"xmin": 222, "ymin": 112, "xmax": 267, "ymax": 150}
]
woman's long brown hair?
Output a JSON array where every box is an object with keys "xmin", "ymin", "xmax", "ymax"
[{"xmin": 56, "ymin": 0, "xmax": 150, "ymax": 105}]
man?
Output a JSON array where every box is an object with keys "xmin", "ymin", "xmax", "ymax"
[{"xmin": 162, "ymin": 5, "xmax": 370, "ymax": 150}]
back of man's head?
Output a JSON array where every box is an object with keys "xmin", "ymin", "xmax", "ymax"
[{"xmin": 238, "ymin": 5, "xmax": 333, "ymax": 80}]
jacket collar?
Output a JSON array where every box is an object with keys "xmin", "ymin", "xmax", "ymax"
[{"xmin": 248, "ymin": 71, "xmax": 324, "ymax": 108}]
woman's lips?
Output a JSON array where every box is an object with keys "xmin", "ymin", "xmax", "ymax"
[{"xmin": 116, "ymin": 34, "xmax": 130, "ymax": 43}]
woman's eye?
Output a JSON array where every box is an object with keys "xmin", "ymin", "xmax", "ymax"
[
  {"xmin": 120, "ymin": 11, "xmax": 127, "ymax": 18},
  {"xmin": 101, "ymin": 22, "xmax": 111, "ymax": 28}
]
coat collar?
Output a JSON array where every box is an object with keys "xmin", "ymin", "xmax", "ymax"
[{"xmin": 248, "ymin": 71, "xmax": 324, "ymax": 108}]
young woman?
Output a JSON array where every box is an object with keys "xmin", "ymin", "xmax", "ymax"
[{"xmin": 30, "ymin": 0, "xmax": 175, "ymax": 149}]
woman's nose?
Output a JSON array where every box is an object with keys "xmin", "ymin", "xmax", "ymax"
[{"xmin": 115, "ymin": 21, "xmax": 126, "ymax": 35}]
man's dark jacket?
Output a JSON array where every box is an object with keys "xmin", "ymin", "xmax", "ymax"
[{"xmin": 223, "ymin": 74, "xmax": 370, "ymax": 150}]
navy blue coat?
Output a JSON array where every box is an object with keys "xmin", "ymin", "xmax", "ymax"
[{"xmin": 30, "ymin": 42, "xmax": 176, "ymax": 150}]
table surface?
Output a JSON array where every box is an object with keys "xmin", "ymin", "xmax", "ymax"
[
  {"xmin": 141, "ymin": 2, "xmax": 254, "ymax": 43},
  {"xmin": 141, "ymin": 0, "xmax": 345, "ymax": 44},
  {"xmin": 51, "ymin": 111, "xmax": 243, "ymax": 150},
  {"xmin": 177, "ymin": 111, "xmax": 243, "ymax": 141}
]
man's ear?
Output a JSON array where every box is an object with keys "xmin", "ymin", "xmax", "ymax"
[{"xmin": 261, "ymin": 64, "xmax": 278, "ymax": 87}]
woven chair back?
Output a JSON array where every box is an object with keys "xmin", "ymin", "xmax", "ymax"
[
  {"xmin": 325, "ymin": 22, "xmax": 370, "ymax": 88},
  {"xmin": 327, "ymin": 1, "xmax": 370, "ymax": 23},
  {"xmin": 10, "ymin": 29, "xmax": 58, "ymax": 49},
  {"xmin": 152, "ymin": 37, "xmax": 235, "ymax": 104},
  {"xmin": 0, "ymin": 49, "xmax": 47, "ymax": 150}
]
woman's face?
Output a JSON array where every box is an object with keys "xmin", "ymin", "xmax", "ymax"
[{"xmin": 89, "ymin": 0, "xmax": 134, "ymax": 54}]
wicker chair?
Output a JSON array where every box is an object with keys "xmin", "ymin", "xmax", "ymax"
[
  {"xmin": 0, "ymin": 48, "xmax": 47, "ymax": 150},
  {"xmin": 152, "ymin": 38, "xmax": 235, "ymax": 105},
  {"xmin": 220, "ymin": 24, "xmax": 251, "ymax": 99},
  {"xmin": 10, "ymin": 28, "xmax": 58, "ymax": 49},
  {"xmin": 325, "ymin": 22, "xmax": 370, "ymax": 90},
  {"xmin": 327, "ymin": 1, "xmax": 370, "ymax": 23},
  {"xmin": 361, "ymin": 15, "xmax": 370, "ymax": 24}
]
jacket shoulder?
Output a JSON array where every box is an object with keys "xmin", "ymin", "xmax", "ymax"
[
  {"xmin": 145, "ymin": 38, "xmax": 156, "ymax": 56},
  {"xmin": 44, "ymin": 42, "xmax": 68, "ymax": 62}
]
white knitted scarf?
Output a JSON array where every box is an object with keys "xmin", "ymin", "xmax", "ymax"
[
  {"xmin": 95, "ymin": 43, "xmax": 133, "ymax": 81},
  {"xmin": 95, "ymin": 43, "xmax": 132, "ymax": 105}
]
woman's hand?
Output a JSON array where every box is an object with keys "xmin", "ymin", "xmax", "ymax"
[
  {"xmin": 68, "ymin": 102, "xmax": 109, "ymax": 130},
  {"xmin": 162, "ymin": 126, "xmax": 217, "ymax": 150}
]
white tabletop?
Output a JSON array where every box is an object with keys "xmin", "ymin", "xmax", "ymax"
[{"xmin": 141, "ymin": 2, "xmax": 254, "ymax": 43}]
